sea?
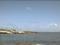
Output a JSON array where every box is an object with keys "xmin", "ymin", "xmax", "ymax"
[{"xmin": 0, "ymin": 32, "xmax": 60, "ymax": 45}]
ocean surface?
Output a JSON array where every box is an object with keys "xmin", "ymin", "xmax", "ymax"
[{"xmin": 0, "ymin": 32, "xmax": 60, "ymax": 45}]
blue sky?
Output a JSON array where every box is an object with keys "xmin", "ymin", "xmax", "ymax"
[{"xmin": 0, "ymin": 1, "xmax": 60, "ymax": 32}]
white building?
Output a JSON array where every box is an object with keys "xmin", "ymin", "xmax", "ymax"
[
  {"xmin": 0, "ymin": 31, "xmax": 12, "ymax": 33},
  {"xmin": 0, "ymin": 29, "xmax": 12, "ymax": 34},
  {"xmin": 18, "ymin": 31, "xmax": 24, "ymax": 34}
]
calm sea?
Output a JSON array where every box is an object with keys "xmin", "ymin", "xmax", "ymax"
[{"xmin": 0, "ymin": 32, "xmax": 60, "ymax": 45}]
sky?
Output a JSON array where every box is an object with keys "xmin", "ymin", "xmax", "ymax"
[{"xmin": 0, "ymin": 1, "xmax": 60, "ymax": 32}]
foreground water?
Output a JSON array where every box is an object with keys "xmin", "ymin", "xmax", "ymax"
[{"xmin": 0, "ymin": 32, "xmax": 60, "ymax": 45}]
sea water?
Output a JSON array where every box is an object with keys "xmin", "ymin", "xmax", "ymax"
[{"xmin": 0, "ymin": 32, "xmax": 60, "ymax": 45}]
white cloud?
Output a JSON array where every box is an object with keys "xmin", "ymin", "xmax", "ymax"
[
  {"xmin": 54, "ymin": 24, "xmax": 57, "ymax": 26},
  {"xmin": 49, "ymin": 23, "xmax": 58, "ymax": 28},
  {"xmin": 46, "ymin": 23, "xmax": 60, "ymax": 32}
]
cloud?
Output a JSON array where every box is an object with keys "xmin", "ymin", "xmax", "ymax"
[
  {"xmin": 34, "ymin": 23, "xmax": 59, "ymax": 32},
  {"xmin": 49, "ymin": 23, "xmax": 58, "ymax": 28},
  {"xmin": 46, "ymin": 23, "xmax": 60, "ymax": 32}
]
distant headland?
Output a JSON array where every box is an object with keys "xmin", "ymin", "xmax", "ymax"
[{"xmin": 0, "ymin": 28, "xmax": 38, "ymax": 34}]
